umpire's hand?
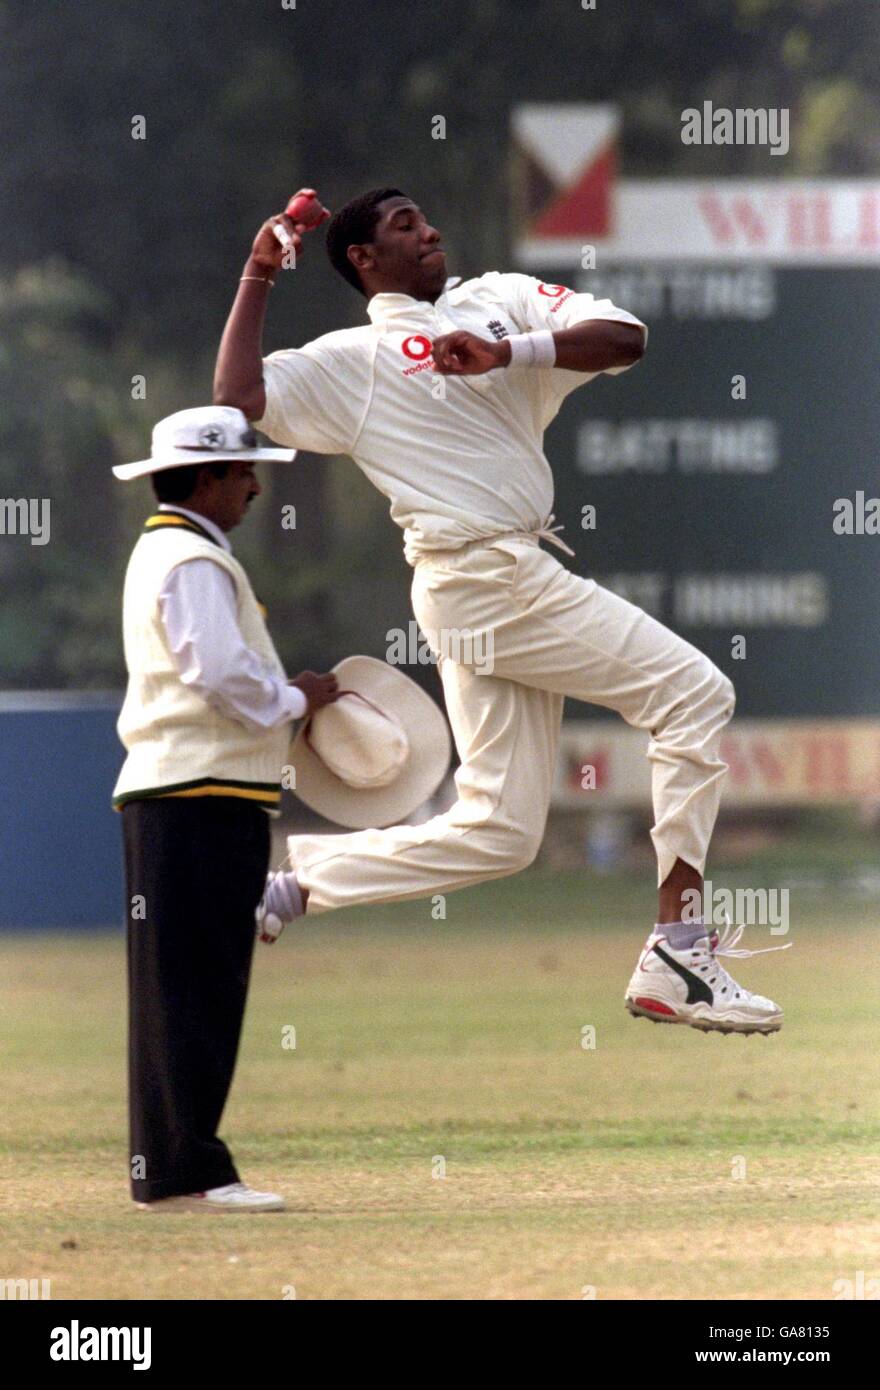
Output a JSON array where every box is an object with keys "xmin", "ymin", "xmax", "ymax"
[{"xmin": 290, "ymin": 670, "xmax": 340, "ymax": 714}]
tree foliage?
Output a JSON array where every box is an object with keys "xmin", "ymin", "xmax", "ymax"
[{"xmin": 0, "ymin": 0, "xmax": 876, "ymax": 685}]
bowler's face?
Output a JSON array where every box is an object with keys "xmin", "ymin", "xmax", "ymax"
[{"xmin": 367, "ymin": 197, "xmax": 447, "ymax": 299}]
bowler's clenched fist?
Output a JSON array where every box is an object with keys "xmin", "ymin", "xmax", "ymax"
[
  {"xmin": 431, "ymin": 330, "xmax": 511, "ymax": 376},
  {"xmin": 250, "ymin": 214, "xmax": 303, "ymax": 272}
]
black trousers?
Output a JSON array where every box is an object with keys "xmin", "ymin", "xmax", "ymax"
[{"xmin": 122, "ymin": 797, "xmax": 270, "ymax": 1202}]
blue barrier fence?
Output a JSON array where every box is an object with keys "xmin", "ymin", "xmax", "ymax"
[{"xmin": 0, "ymin": 693, "xmax": 124, "ymax": 929}]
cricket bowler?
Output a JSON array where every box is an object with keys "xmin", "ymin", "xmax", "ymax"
[{"xmin": 214, "ymin": 188, "xmax": 785, "ymax": 1036}]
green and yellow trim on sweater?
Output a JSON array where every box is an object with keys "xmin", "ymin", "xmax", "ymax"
[
  {"xmin": 113, "ymin": 776, "xmax": 281, "ymax": 812},
  {"xmin": 142, "ymin": 512, "xmax": 219, "ymax": 544}
]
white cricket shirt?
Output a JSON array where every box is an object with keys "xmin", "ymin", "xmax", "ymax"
[{"xmin": 257, "ymin": 271, "xmax": 646, "ymax": 564}]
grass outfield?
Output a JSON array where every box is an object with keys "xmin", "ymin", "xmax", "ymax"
[{"xmin": 1, "ymin": 870, "xmax": 878, "ymax": 1301}]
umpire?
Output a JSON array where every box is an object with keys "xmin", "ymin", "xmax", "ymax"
[{"xmin": 112, "ymin": 405, "xmax": 338, "ymax": 1213}]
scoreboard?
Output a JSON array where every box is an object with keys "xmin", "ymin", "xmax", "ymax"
[
  {"xmin": 539, "ymin": 261, "xmax": 880, "ymax": 718},
  {"xmin": 512, "ymin": 106, "xmax": 880, "ymax": 719}
]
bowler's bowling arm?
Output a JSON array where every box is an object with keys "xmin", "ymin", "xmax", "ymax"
[
  {"xmin": 213, "ymin": 262, "xmax": 272, "ymax": 421},
  {"xmin": 214, "ymin": 212, "xmax": 300, "ymax": 421}
]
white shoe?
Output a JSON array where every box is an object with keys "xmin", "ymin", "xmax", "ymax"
[
  {"xmin": 624, "ymin": 920, "xmax": 788, "ymax": 1035},
  {"xmin": 138, "ymin": 1181, "xmax": 285, "ymax": 1213}
]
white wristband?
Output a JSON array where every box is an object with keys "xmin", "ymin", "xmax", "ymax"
[{"xmin": 507, "ymin": 329, "xmax": 556, "ymax": 369}]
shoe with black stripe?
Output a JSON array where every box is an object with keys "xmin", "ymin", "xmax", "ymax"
[{"xmin": 624, "ymin": 921, "xmax": 787, "ymax": 1035}]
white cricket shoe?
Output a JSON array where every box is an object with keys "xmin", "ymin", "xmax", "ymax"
[
  {"xmin": 624, "ymin": 920, "xmax": 788, "ymax": 1035},
  {"xmin": 138, "ymin": 1182, "xmax": 285, "ymax": 1213}
]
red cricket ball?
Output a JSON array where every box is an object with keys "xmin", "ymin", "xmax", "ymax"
[{"xmin": 284, "ymin": 190, "xmax": 330, "ymax": 229}]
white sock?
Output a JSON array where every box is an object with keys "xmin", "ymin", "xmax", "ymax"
[{"xmin": 657, "ymin": 921, "xmax": 707, "ymax": 950}]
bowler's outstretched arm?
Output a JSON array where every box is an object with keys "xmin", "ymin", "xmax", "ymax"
[{"xmin": 214, "ymin": 211, "xmax": 303, "ymax": 420}]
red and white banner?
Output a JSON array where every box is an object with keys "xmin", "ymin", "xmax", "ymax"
[
  {"xmin": 513, "ymin": 105, "xmax": 880, "ymax": 265},
  {"xmin": 512, "ymin": 104, "xmax": 618, "ymax": 242},
  {"xmin": 555, "ymin": 719, "xmax": 880, "ymax": 809}
]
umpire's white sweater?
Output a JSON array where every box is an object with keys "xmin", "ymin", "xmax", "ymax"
[{"xmin": 113, "ymin": 513, "xmax": 289, "ymax": 812}]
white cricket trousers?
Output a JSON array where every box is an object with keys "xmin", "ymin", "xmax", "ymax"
[{"xmin": 288, "ymin": 535, "xmax": 735, "ymax": 912}]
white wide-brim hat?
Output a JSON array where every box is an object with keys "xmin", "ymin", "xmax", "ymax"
[
  {"xmin": 113, "ymin": 405, "xmax": 295, "ymax": 480},
  {"xmin": 290, "ymin": 655, "xmax": 452, "ymax": 829}
]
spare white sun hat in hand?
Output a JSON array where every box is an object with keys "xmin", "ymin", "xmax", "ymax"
[
  {"xmin": 113, "ymin": 405, "xmax": 296, "ymax": 480},
  {"xmin": 290, "ymin": 655, "xmax": 452, "ymax": 829}
]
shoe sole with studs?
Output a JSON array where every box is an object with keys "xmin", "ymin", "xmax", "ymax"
[{"xmin": 625, "ymin": 997, "xmax": 782, "ymax": 1035}]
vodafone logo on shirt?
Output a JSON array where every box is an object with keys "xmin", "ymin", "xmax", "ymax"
[
  {"xmin": 401, "ymin": 334, "xmax": 433, "ymax": 360},
  {"xmin": 400, "ymin": 334, "xmax": 435, "ymax": 375},
  {"xmin": 538, "ymin": 283, "xmax": 575, "ymax": 312}
]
